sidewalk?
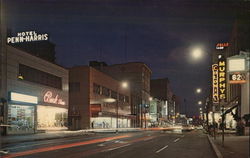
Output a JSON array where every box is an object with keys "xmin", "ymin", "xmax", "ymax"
[
  {"xmin": 208, "ymin": 134, "xmax": 250, "ymax": 158},
  {"xmin": 0, "ymin": 128, "xmax": 141, "ymax": 145}
]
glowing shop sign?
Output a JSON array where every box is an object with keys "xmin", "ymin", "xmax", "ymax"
[
  {"xmin": 229, "ymin": 73, "xmax": 246, "ymax": 84},
  {"xmin": 212, "ymin": 64, "xmax": 219, "ymax": 103},
  {"xmin": 10, "ymin": 92, "xmax": 38, "ymax": 104},
  {"xmin": 218, "ymin": 59, "xmax": 227, "ymax": 101},
  {"xmin": 43, "ymin": 91, "xmax": 66, "ymax": 105},
  {"xmin": 7, "ymin": 31, "xmax": 48, "ymax": 44},
  {"xmin": 216, "ymin": 42, "xmax": 229, "ymax": 50}
]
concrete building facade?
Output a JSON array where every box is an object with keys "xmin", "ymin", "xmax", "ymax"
[
  {"xmin": 97, "ymin": 62, "xmax": 151, "ymax": 128},
  {"xmin": 2, "ymin": 46, "xmax": 69, "ymax": 135},
  {"xmin": 69, "ymin": 66, "xmax": 132, "ymax": 130}
]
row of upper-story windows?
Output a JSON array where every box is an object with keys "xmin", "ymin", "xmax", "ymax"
[
  {"xmin": 18, "ymin": 64, "xmax": 62, "ymax": 89},
  {"xmin": 93, "ymin": 83, "xmax": 129, "ymax": 103}
]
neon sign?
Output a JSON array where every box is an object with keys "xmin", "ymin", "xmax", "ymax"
[
  {"xmin": 218, "ymin": 59, "xmax": 227, "ymax": 101},
  {"xmin": 43, "ymin": 91, "xmax": 66, "ymax": 105},
  {"xmin": 216, "ymin": 42, "xmax": 229, "ymax": 50},
  {"xmin": 212, "ymin": 64, "xmax": 219, "ymax": 103},
  {"xmin": 7, "ymin": 31, "xmax": 48, "ymax": 44}
]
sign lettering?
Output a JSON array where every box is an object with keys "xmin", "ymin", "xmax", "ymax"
[
  {"xmin": 43, "ymin": 91, "xmax": 66, "ymax": 105},
  {"xmin": 212, "ymin": 64, "xmax": 219, "ymax": 103},
  {"xmin": 229, "ymin": 73, "xmax": 246, "ymax": 84},
  {"xmin": 216, "ymin": 42, "xmax": 229, "ymax": 50},
  {"xmin": 218, "ymin": 58, "xmax": 227, "ymax": 101},
  {"xmin": 7, "ymin": 31, "xmax": 49, "ymax": 44}
]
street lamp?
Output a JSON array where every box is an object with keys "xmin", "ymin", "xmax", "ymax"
[
  {"xmin": 191, "ymin": 48, "xmax": 203, "ymax": 60},
  {"xmin": 116, "ymin": 81, "xmax": 128, "ymax": 132},
  {"xmin": 196, "ymin": 88, "xmax": 202, "ymax": 94},
  {"xmin": 198, "ymin": 101, "xmax": 202, "ymax": 105},
  {"xmin": 144, "ymin": 97, "xmax": 152, "ymax": 129}
]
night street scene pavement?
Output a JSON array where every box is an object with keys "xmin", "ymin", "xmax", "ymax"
[
  {"xmin": 0, "ymin": 0, "xmax": 250, "ymax": 158},
  {"xmin": 1, "ymin": 130, "xmax": 216, "ymax": 158}
]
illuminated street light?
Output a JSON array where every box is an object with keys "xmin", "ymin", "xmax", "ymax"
[
  {"xmin": 116, "ymin": 81, "xmax": 129, "ymax": 132},
  {"xmin": 149, "ymin": 97, "xmax": 153, "ymax": 101},
  {"xmin": 198, "ymin": 101, "xmax": 202, "ymax": 105},
  {"xmin": 196, "ymin": 88, "xmax": 202, "ymax": 94},
  {"xmin": 191, "ymin": 48, "xmax": 203, "ymax": 60},
  {"xmin": 121, "ymin": 81, "xmax": 128, "ymax": 89}
]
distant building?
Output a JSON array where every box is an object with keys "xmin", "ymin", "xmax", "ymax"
[
  {"xmin": 69, "ymin": 66, "xmax": 132, "ymax": 130},
  {"xmin": 148, "ymin": 98, "xmax": 165, "ymax": 127},
  {"xmin": 101, "ymin": 62, "xmax": 151, "ymax": 128},
  {"xmin": 150, "ymin": 78, "xmax": 175, "ymax": 123},
  {"xmin": 91, "ymin": 62, "xmax": 152, "ymax": 128}
]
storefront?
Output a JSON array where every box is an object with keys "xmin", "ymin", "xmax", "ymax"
[
  {"xmin": 90, "ymin": 117, "xmax": 131, "ymax": 129},
  {"xmin": 37, "ymin": 105, "xmax": 67, "ymax": 130},
  {"xmin": 7, "ymin": 92, "xmax": 37, "ymax": 134},
  {"xmin": 4, "ymin": 46, "xmax": 69, "ymax": 135},
  {"xmin": 7, "ymin": 91, "xmax": 68, "ymax": 134}
]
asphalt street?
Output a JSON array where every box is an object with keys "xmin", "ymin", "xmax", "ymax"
[{"xmin": 1, "ymin": 130, "xmax": 216, "ymax": 158}]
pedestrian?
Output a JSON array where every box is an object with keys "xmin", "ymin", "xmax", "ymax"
[{"xmin": 91, "ymin": 121, "xmax": 94, "ymax": 129}]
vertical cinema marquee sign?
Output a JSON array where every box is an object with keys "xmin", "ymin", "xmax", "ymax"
[
  {"xmin": 212, "ymin": 64, "xmax": 219, "ymax": 103},
  {"xmin": 218, "ymin": 58, "xmax": 227, "ymax": 102}
]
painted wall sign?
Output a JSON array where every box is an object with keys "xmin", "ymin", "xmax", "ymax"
[
  {"xmin": 216, "ymin": 42, "xmax": 229, "ymax": 50},
  {"xmin": 7, "ymin": 31, "xmax": 48, "ymax": 44},
  {"xmin": 229, "ymin": 72, "xmax": 246, "ymax": 84},
  {"xmin": 212, "ymin": 64, "xmax": 219, "ymax": 103},
  {"xmin": 43, "ymin": 91, "xmax": 66, "ymax": 105},
  {"xmin": 218, "ymin": 58, "xmax": 227, "ymax": 101}
]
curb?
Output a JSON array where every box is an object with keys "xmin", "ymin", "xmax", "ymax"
[{"xmin": 207, "ymin": 135, "xmax": 223, "ymax": 158}]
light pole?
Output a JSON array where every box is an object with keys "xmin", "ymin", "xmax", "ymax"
[
  {"xmin": 148, "ymin": 97, "xmax": 152, "ymax": 128},
  {"xmin": 116, "ymin": 81, "xmax": 128, "ymax": 133}
]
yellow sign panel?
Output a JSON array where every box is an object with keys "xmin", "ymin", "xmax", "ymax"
[
  {"xmin": 218, "ymin": 60, "xmax": 226, "ymax": 101},
  {"xmin": 212, "ymin": 64, "xmax": 219, "ymax": 103}
]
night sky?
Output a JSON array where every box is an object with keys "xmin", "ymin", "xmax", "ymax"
[{"xmin": 4, "ymin": 0, "xmax": 241, "ymax": 116}]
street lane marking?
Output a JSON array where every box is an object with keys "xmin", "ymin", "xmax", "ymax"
[
  {"xmin": 2, "ymin": 135, "xmax": 130, "ymax": 158},
  {"xmin": 155, "ymin": 145, "xmax": 168, "ymax": 153},
  {"xmin": 173, "ymin": 138, "xmax": 180, "ymax": 143},
  {"xmin": 181, "ymin": 135, "xmax": 185, "ymax": 137},
  {"xmin": 97, "ymin": 144, "xmax": 105, "ymax": 147},
  {"xmin": 106, "ymin": 144, "xmax": 131, "ymax": 151}
]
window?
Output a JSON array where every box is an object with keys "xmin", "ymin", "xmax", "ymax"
[
  {"xmin": 125, "ymin": 96, "xmax": 129, "ymax": 103},
  {"xmin": 111, "ymin": 90, "xmax": 117, "ymax": 99},
  {"xmin": 102, "ymin": 87, "xmax": 110, "ymax": 97},
  {"xmin": 19, "ymin": 64, "xmax": 62, "ymax": 89},
  {"xmin": 93, "ymin": 83, "xmax": 101, "ymax": 94},
  {"xmin": 70, "ymin": 82, "xmax": 80, "ymax": 92},
  {"xmin": 119, "ymin": 94, "xmax": 125, "ymax": 102}
]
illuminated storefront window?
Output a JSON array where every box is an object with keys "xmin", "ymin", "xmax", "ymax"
[
  {"xmin": 90, "ymin": 117, "xmax": 131, "ymax": 128},
  {"xmin": 37, "ymin": 105, "xmax": 68, "ymax": 130},
  {"xmin": 8, "ymin": 105, "xmax": 35, "ymax": 134}
]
